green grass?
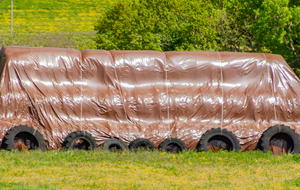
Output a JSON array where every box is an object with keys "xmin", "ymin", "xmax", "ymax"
[
  {"xmin": 0, "ymin": 150, "xmax": 300, "ymax": 189},
  {"xmin": 1, "ymin": 30, "xmax": 97, "ymax": 50},
  {"xmin": 0, "ymin": 0, "xmax": 116, "ymax": 49},
  {"xmin": 0, "ymin": 0, "xmax": 114, "ymax": 34}
]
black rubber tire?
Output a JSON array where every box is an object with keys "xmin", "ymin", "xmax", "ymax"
[
  {"xmin": 1, "ymin": 125, "xmax": 46, "ymax": 151},
  {"xmin": 62, "ymin": 131, "xmax": 97, "ymax": 150},
  {"xmin": 196, "ymin": 128, "xmax": 241, "ymax": 152},
  {"xmin": 159, "ymin": 137, "xmax": 187, "ymax": 153},
  {"xmin": 129, "ymin": 138, "xmax": 155, "ymax": 151},
  {"xmin": 102, "ymin": 138, "xmax": 129, "ymax": 152},
  {"xmin": 258, "ymin": 125, "xmax": 300, "ymax": 154}
]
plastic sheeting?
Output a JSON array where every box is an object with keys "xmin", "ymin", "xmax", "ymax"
[{"xmin": 0, "ymin": 46, "xmax": 300, "ymax": 151}]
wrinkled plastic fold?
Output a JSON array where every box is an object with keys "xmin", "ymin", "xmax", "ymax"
[{"xmin": 0, "ymin": 46, "xmax": 300, "ymax": 151}]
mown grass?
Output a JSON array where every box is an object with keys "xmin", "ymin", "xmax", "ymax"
[
  {"xmin": 1, "ymin": 28, "xmax": 97, "ymax": 50},
  {"xmin": 0, "ymin": 150, "xmax": 300, "ymax": 189}
]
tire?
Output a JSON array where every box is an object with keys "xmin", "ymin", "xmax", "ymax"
[
  {"xmin": 62, "ymin": 131, "xmax": 97, "ymax": 150},
  {"xmin": 1, "ymin": 125, "xmax": 46, "ymax": 151},
  {"xmin": 258, "ymin": 125, "xmax": 300, "ymax": 154},
  {"xmin": 196, "ymin": 128, "xmax": 240, "ymax": 152},
  {"xmin": 159, "ymin": 138, "xmax": 187, "ymax": 153},
  {"xmin": 102, "ymin": 138, "xmax": 129, "ymax": 152},
  {"xmin": 129, "ymin": 138, "xmax": 155, "ymax": 151}
]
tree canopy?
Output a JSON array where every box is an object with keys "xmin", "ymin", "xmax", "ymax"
[
  {"xmin": 221, "ymin": 0, "xmax": 300, "ymax": 69},
  {"xmin": 94, "ymin": 0, "xmax": 223, "ymax": 51},
  {"xmin": 94, "ymin": 0, "xmax": 300, "ymax": 71}
]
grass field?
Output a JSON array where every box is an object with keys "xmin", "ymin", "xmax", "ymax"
[
  {"xmin": 0, "ymin": 0, "xmax": 116, "ymax": 50},
  {"xmin": 0, "ymin": 150, "xmax": 300, "ymax": 189},
  {"xmin": 0, "ymin": 0, "xmax": 114, "ymax": 34}
]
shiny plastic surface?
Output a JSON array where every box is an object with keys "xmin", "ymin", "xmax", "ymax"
[{"xmin": 0, "ymin": 46, "xmax": 300, "ymax": 150}]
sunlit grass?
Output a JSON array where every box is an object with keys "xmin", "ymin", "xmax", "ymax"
[
  {"xmin": 0, "ymin": 0, "xmax": 115, "ymax": 34},
  {"xmin": 0, "ymin": 150, "xmax": 300, "ymax": 189}
]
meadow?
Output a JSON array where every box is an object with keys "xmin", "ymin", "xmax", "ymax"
[
  {"xmin": 0, "ymin": 0, "xmax": 114, "ymax": 34},
  {"xmin": 0, "ymin": 150, "xmax": 300, "ymax": 189},
  {"xmin": 0, "ymin": 0, "xmax": 115, "ymax": 50}
]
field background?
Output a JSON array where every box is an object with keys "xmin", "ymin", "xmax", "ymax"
[
  {"xmin": 1, "ymin": 150, "xmax": 300, "ymax": 189},
  {"xmin": 0, "ymin": 0, "xmax": 114, "ymax": 50},
  {"xmin": 0, "ymin": 0, "xmax": 113, "ymax": 33},
  {"xmin": 1, "ymin": 1, "xmax": 300, "ymax": 190}
]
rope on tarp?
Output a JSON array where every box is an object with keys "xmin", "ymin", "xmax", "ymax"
[
  {"xmin": 0, "ymin": 119, "xmax": 35, "ymax": 135},
  {"xmin": 111, "ymin": 53, "xmax": 133, "ymax": 141},
  {"xmin": 165, "ymin": 55, "xmax": 171, "ymax": 139},
  {"xmin": 216, "ymin": 52, "xmax": 224, "ymax": 135},
  {"xmin": 0, "ymin": 119, "xmax": 17, "ymax": 126},
  {"xmin": 263, "ymin": 53, "xmax": 278, "ymax": 122},
  {"xmin": 0, "ymin": 119, "xmax": 37, "ymax": 137},
  {"xmin": 80, "ymin": 57, "xmax": 83, "ymax": 132}
]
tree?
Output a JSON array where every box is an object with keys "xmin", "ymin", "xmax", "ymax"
[
  {"xmin": 219, "ymin": 0, "xmax": 300, "ymax": 69},
  {"xmin": 94, "ymin": 0, "xmax": 300, "ymax": 72},
  {"xmin": 94, "ymin": 0, "xmax": 223, "ymax": 51}
]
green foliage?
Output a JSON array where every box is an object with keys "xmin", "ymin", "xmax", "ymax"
[
  {"xmin": 95, "ymin": 0, "xmax": 300, "ymax": 73},
  {"xmin": 220, "ymin": 0, "xmax": 300, "ymax": 69},
  {"xmin": 94, "ymin": 0, "xmax": 223, "ymax": 51}
]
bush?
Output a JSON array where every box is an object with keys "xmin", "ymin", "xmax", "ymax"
[{"xmin": 94, "ymin": 0, "xmax": 223, "ymax": 51}]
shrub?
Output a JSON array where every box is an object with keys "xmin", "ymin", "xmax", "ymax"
[{"xmin": 94, "ymin": 0, "xmax": 223, "ymax": 51}]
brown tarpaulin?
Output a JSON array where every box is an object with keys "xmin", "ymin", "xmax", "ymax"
[{"xmin": 0, "ymin": 46, "xmax": 300, "ymax": 151}]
